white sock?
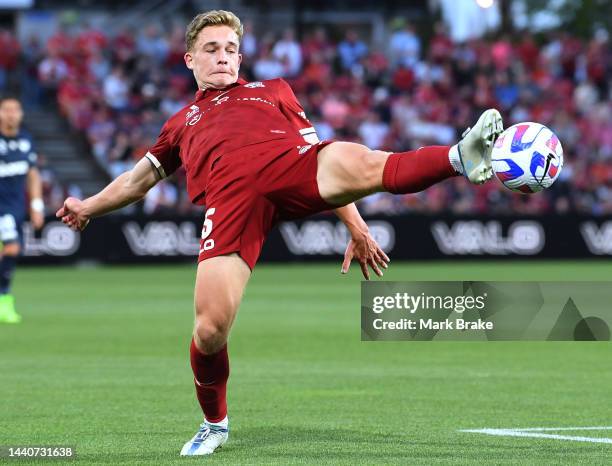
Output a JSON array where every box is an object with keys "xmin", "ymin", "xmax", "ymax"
[
  {"xmin": 206, "ymin": 416, "xmax": 228, "ymax": 429},
  {"xmin": 448, "ymin": 144, "xmax": 464, "ymax": 175}
]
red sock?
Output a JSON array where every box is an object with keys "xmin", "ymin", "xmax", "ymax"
[
  {"xmin": 190, "ymin": 338, "xmax": 229, "ymax": 423},
  {"xmin": 382, "ymin": 145, "xmax": 458, "ymax": 194}
]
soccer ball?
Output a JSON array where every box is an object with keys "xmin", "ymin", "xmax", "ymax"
[{"xmin": 491, "ymin": 122, "xmax": 564, "ymax": 193}]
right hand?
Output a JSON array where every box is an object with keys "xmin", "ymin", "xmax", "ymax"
[
  {"xmin": 341, "ymin": 229, "xmax": 390, "ymax": 280},
  {"xmin": 56, "ymin": 197, "xmax": 90, "ymax": 231}
]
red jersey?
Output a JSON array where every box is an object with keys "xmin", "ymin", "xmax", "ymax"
[{"xmin": 146, "ymin": 78, "xmax": 317, "ymax": 204}]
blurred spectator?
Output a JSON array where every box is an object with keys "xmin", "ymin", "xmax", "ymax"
[
  {"xmin": 494, "ymin": 71, "xmax": 519, "ymax": 110},
  {"xmin": 272, "ymin": 29, "xmax": 302, "ymax": 77},
  {"xmin": 88, "ymin": 49, "xmax": 111, "ymax": 84},
  {"xmin": 429, "ymin": 22, "xmax": 454, "ymax": 62},
  {"xmin": 136, "ymin": 25, "xmax": 169, "ymax": 64},
  {"xmin": 108, "ymin": 131, "xmax": 134, "ymax": 178},
  {"xmin": 37, "ymin": 154, "xmax": 64, "ymax": 213},
  {"xmin": 144, "ymin": 181, "xmax": 179, "ymax": 214},
  {"xmin": 358, "ymin": 112, "xmax": 389, "ymax": 149},
  {"xmin": 160, "ymin": 87, "xmax": 188, "ymax": 118},
  {"xmin": 103, "ymin": 67, "xmax": 130, "ymax": 111},
  {"xmin": 321, "ymin": 92, "xmax": 351, "ymax": 130},
  {"xmin": 337, "ymin": 30, "xmax": 368, "ymax": 72},
  {"xmin": 241, "ymin": 21, "xmax": 258, "ymax": 61},
  {"xmin": 389, "ymin": 20, "xmax": 421, "ymax": 70},
  {"xmin": 20, "ymin": 35, "xmax": 45, "ymax": 107},
  {"xmin": 254, "ymin": 45, "xmax": 285, "ymax": 80},
  {"xmin": 37, "ymin": 49, "xmax": 69, "ymax": 104},
  {"xmin": 574, "ymin": 80, "xmax": 599, "ymax": 114},
  {"xmin": 302, "ymin": 28, "xmax": 335, "ymax": 65},
  {"xmin": 0, "ymin": 30, "xmax": 20, "ymax": 91},
  {"xmin": 87, "ymin": 108, "xmax": 116, "ymax": 161}
]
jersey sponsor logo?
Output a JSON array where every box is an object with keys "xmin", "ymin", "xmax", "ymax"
[
  {"xmin": 0, "ymin": 160, "xmax": 29, "ymax": 177},
  {"xmin": 0, "ymin": 138, "xmax": 32, "ymax": 155},
  {"xmin": 270, "ymin": 129, "xmax": 286, "ymax": 134},
  {"xmin": 236, "ymin": 97, "xmax": 275, "ymax": 107},
  {"xmin": 244, "ymin": 81, "xmax": 265, "ymax": 88}
]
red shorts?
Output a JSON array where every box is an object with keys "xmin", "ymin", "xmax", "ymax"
[{"xmin": 197, "ymin": 141, "xmax": 334, "ymax": 269}]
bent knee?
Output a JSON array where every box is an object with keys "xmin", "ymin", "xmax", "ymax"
[
  {"xmin": 195, "ymin": 318, "xmax": 228, "ymax": 342},
  {"xmin": 194, "ymin": 318, "xmax": 229, "ymax": 353}
]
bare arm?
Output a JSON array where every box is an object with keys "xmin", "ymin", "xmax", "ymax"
[
  {"xmin": 56, "ymin": 155, "xmax": 160, "ymax": 231},
  {"xmin": 27, "ymin": 167, "xmax": 44, "ymax": 229},
  {"xmin": 334, "ymin": 203, "xmax": 368, "ymax": 234},
  {"xmin": 291, "ymin": 109, "xmax": 390, "ymax": 278},
  {"xmin": 82, "ymin": 156, "xmax": 159, "ymax": 217}
]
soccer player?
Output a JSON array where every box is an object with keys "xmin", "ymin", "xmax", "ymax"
[
  {"xmin": 56, "ymin": 11, "xmax": 503, "ymax": 455},
  {"xmin": 0, "ymin": 96, "xmax": 44, "ymax": 323}
]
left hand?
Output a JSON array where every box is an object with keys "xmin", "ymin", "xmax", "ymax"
[
  {"xmin": 341, "ymin": 228, "xmax": 390, "ymax": 280},
  {"xmin": 30, "ymin": 209, "xmax": 44, "ymax": 230}
]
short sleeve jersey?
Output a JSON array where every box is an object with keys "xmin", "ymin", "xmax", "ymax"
[
  {"xmin": 146, "ymin": 78, "xmax": 317, "ymax": 204},
  {"xmin": 0, "ymin": 130, "xmax": 37, "ymax": 215}
]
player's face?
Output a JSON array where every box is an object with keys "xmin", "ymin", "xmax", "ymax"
[
  {"xmin": 0, "ymin": 99, "xmax": 23, "ymax": 130},
  {"xmin": 185, "ymin": 25, "xmax": 242, "ymax": 90}
]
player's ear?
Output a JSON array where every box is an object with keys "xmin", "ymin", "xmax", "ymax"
[
  {"xmin": 238, "ymin": 53, "xmax": 242, "ymax": 67},
  {"xmin": 184, "ymin": 52, "xmax": 194, "ymax": 70}
]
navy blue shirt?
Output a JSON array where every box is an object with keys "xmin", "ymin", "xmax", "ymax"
[{"xmin": 0, "ymin": 130, "xmax": 37, "ymax": 217}]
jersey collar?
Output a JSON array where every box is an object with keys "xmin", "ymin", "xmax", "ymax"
[{"xmin": 195, "ymin": 78, "xmax": 248, "ymax": 101}]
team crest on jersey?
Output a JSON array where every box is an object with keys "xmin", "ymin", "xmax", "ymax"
[
  {"xmin": 245, "ymin": 81, "xmax": 265, "ymax": 88},
  {"xmin": 186, "ymin": 105, "xmax": 202, "ymax": 126}
]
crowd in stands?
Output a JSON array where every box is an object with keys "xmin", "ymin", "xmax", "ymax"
[{"xmin": 2, "ymin": 16, "xmax": 611, "ymax": 216}]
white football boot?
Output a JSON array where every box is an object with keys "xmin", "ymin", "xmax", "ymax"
[
  {"xmin": 451, "ymin": 108, "xmax": 504, "ymax": 184},
  {"xmin": 180, "ymin": 419, "xmax": 229, "ymax": 456}
]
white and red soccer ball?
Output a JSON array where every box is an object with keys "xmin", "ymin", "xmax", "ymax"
[{"xmin": 491, "ymin": 122, "xmax": 564, "ymax": 194}]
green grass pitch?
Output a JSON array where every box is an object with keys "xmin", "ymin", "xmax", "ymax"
[{"xmin": 2, "ymin": 261, "xmax": 611, "ymax": 465}]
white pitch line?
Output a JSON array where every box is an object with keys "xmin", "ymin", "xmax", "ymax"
[
  {"xmin": 511, "ymin": 426, "xmax": 612, "ymax": 432},
  {"xmin": 460, "ymin": 428, "xmax": 612, "ymax": 444}
]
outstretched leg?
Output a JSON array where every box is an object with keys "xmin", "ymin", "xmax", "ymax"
[
  {"xmin": 317, "ymin": 109, "xmax": 503, "ymax": 205},
  {"xmin": 181, "ymin": 253, "xmax": 251, "ymax": 456}
]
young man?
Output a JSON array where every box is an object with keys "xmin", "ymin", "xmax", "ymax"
[
  {"xmin": 0, "ymin": 96, "xmax": 44, "ymax": 323},
  {"xmin": 57, "ymin": 11, "xmax": 503, "ymax": 455}
]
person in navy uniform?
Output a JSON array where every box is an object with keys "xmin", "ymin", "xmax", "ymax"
[{"xmin": 0, "ymin": 96, "xmax": 44, "ymax": 323}]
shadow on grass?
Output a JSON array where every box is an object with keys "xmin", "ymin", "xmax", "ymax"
[
  {"xmin": 76, "ymin": 425, "xmax": 606, "ymax": 464},
  {"xmin": 78, "ymin": 426, "xmax": 409, "ymax": 464}
]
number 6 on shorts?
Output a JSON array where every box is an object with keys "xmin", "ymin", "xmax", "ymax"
[{"xmin": 201, "ymin": 207, "xmax": 216, "ymax": 251}]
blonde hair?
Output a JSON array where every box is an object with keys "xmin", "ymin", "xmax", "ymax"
[{"xmin": 185, "ymin": 10, "xmax": 243, "ymax": 51}]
